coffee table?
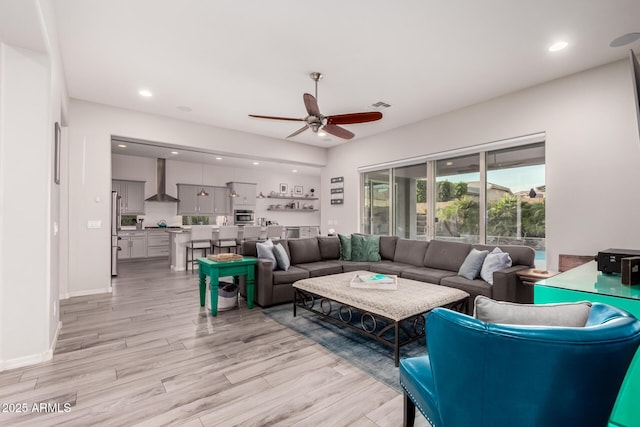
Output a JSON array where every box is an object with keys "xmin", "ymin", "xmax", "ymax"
[{"xmin": 293, "ymin": 271, "xmax": 469, "ymax": 366}]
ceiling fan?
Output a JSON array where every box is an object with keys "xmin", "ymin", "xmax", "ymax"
[{"xmin": 248, "ymin": 72, "xmax": 383, "ymax": 140}]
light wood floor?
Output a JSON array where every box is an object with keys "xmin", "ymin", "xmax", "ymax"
[{"xmin": 0, "ymin": 259, "xmax": 429, "ymax": 426}]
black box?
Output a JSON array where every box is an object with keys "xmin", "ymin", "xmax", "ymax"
[
  {"xmin": 597, "ymin": 249, "xmax": 640, "ymax": 274},
  {"xmin": 621, "ymin": 257, "xmax": 640, "ymax": 285}
]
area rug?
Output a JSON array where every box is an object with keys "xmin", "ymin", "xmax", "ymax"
[{"xmin": 262, "ymin": 303, "xmax": 427, "ymax": 392}]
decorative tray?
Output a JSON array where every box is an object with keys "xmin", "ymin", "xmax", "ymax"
[{"xmin": 207, "ymin": 253, "xmax": 243, "ymax": 262}]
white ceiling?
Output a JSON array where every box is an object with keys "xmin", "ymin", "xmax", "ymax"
[{"xmin": 13, "ymin": 1, "xmax": 640, "ymax": 157}]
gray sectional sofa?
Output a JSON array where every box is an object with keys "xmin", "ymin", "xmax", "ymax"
[{"xmin": 240, "ymin": 236, "xmax": 535, "ymax": 313}]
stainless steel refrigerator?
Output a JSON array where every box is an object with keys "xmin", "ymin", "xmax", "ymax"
[{"xmin": 111, "ymin": 191, "xmax": 122, "ymax": 276}]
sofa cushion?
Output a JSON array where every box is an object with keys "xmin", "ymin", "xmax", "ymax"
[
  {"xmin": 242, "ymin": 240, "xmax": 259, "ymax": 257},
  {"xmin": 340, "ymin": 261, "xmax": 375, "ymax": 273},
  {"xmin": 424, "ymin": 240, "xmax": 471, "ymax": 271},
  {"xmin": 317, "ymin": 236, "xmax": 341, "ymax": 260},
  {"xmin": 394, "ymin": 239, "xmax": 429, "ymax": 266},
  {"xmin": 440, "ymin": 275, "xmax": 493, "ymax": 299},
  {"xmin": 273, "ymin": 243, "xmax": 290, "ymax": 271},
  {"xmin": 288, "ymin": 238, "xmax": 321, "ymax": 265},
  {"xmin": 379, "ymin": 236, "xmax": 399, "ymax": 260},
  {"xmin": 473, "ymin": 296, "xmax": 592, "ymax": 327},
  {"xmin": 296, "ymin": 260, "xmax": 343, "ymax": 277},
  {"xmin": 401, "ymin": 267, "xmax": 457, "ymax": 284},
  {"xmin": 338, "ymin": 234, "xmax": 352, "ymax": 261},
  {"xmin": 480, "ymin": 247, "xmax": 512, "ymax": 285},
  {"xmin": 458, "ymin": 248, "xmax": 489, "ymax": 280},
  {"xmin": 256, "ymin": 239, "xmax": 277, "ymax": 271},
  {"xmin": 473, "ymin": 244, "xmax": 535, "ymax": 267},
  {"xmin": 370, "ymin": 261, "xmax": 414, "ymax": 275},
  {"xmin": 272, "ymin": 266, "xmax": 309, "ymax": 285},
  {"xmin": 351, "ymin": 234, "xmax": 382, "ymax": 262}
]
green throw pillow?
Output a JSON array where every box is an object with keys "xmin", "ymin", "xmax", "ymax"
[
  {"xmin": 338, "ymin": 234, "xmax": 352, "ymax": 261},
  {"xmin": 350, "ymin": 234, "xmax": 382, "ymax": 262}
]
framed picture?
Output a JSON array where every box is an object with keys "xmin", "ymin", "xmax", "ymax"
[
  {"xmin": 54, "ymin": 122, "xmax": 61, "ymax": 184},
  {"xmin": 294, "ymin": 185, "xmax": 303, "ymax": 196},
  {"xmin": 279, "ymin": 183, "xmax": 288, "ymax": 194}
]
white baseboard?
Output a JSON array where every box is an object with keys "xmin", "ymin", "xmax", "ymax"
[
  {"xmin": 0, "ymin": 321, "xmax": 62, "ymax": 372},
  {"xmin": 61, "ymin": 286, "xmax": 112, "ymax": 299}
]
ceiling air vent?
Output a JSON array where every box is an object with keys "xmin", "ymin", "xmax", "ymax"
[{"xmin": 371, "ymin": 101, "xmax": 391, "ymax": 108}]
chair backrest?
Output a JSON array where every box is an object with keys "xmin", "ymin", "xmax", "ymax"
[
  {"xmin": 242, "ymin": 225, "xmax": 262, "ymax": 240},
  {"xmin": 424, "ymin": 304, "xmax": 640, "ymax": 427},
  {"xmin": 217, "ymin": 225, "xmax": 238, "ymax": 240},
  {"xmin": 190, "ymin": 225, "xmax": 212, "ymax": 241},
  {"xmin": 266, "ymin": 225, "xmax": 285, "ymax": 239}
]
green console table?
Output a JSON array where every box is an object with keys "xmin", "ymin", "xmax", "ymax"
[
  {"xmin": 535, "ymin": 261, "xmax": 640, "ymax": 427},
  {"xmin": 197, "ymin": 256, "xmax": 257, "ymax": 316}
]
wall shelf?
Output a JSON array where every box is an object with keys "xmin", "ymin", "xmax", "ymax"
[
  {"xmin": 266, "ymin": 208, "xmax": 319, "ymax": 212},
  {"xmin": 266, "ymin": 196, "xmax": 318, "ymax": 201}
]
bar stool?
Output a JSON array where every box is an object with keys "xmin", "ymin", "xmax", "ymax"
[
  {"xmin": 185, "ymin": 225, "xmax": 212, "ymax": 274},
  {"xmin": 213, "ymin": 225, "xmax": 239, "ymax": 254}
]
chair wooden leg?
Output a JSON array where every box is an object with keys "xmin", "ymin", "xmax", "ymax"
[{"xmin": 403, "ymin": 393, "xmax": 416, "ymax": 427}]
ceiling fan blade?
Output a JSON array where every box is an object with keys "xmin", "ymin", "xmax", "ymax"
[
  {"xmin": 303, "ymin": 93, "xmax": 321, "ymax": 117},
  {"xmin": 287, "ymin": 125, "xmax": 310, "ymax": 138},
  {"xmin": 326, "ymin": 111, "xmax": 383, "ymax": 125},
  {"xmin": 323, "ymin": 124, "xmax": 354, "ymax": 140},
  {"xmin": 248, "ymin": 114, "xmax": 305, "ymax": 122}
]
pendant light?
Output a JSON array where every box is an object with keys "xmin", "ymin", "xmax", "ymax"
[{"xmin": 197, "ymin": 162, "xmax": 209, "ymax": 197}]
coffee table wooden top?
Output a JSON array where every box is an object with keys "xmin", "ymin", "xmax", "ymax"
[{"xmin": 293, "ymin": 271, "xmax": 469, "ymax": 321}]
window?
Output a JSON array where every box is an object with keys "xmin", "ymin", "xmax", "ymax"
[{"xmin": 360, "ymin": 140, "xmax": 545, "ymax": 263}]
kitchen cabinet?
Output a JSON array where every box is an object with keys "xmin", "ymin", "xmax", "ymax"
[
  {"xmin": 112, "ymin": 180, "xmax": 145, "ymax": 214},
  {"xmin": 147, "ymin": 230, "xmax": 170, "ymax": 257},
  {"xmin": 213, "ymin": 186, "xmax": 231, "ymax": 214},
  {"xmin": 118, "ymin": 231, "xmax": 147, "ymax": 259},
  {"xmin": 228, "ymin": 182, "xmax": 256, "ymax": 209},
  {"xmin": 177, "ymin": 184, "xmax": 215, "ymax": 215}
]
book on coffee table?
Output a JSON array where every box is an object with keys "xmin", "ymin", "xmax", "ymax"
[{"xmin": 350, "ymin": 273, "xmax": 398, "ymax": 290}]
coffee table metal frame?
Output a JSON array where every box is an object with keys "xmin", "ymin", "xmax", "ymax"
[{"xmin": 293, "ymin": 287, "xmax": 467, "ymax": 366}]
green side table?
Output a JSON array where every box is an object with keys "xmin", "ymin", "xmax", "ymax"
[
  {"xmin": 197, "ymin": 256, "xmax": 258, "ymax": 316},
  {"xmin": 535, "ymin": 261, "xmax": 640, "ymax": 427}
]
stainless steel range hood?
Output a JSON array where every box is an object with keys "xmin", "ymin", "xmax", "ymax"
[{"xmin": 145, "ymin": 158, "xmax": 179, "ymax": 202}]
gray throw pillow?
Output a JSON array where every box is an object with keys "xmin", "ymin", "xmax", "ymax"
[
  {"xmin": 272, "ymin": 243, "xmax": 290, "ymax": 271},
  {"xmin": 474, "ymin": 296, "xmax": 592, "ymax": 327},
  {"xmin": 480, "ymin": 247, "xmax": 512, "ymax": 284},
  {"xmin": 256, "ymin": 239, "xmax": 277, "ymax": 270},
  {"xmin": 458, "ymin": 248, "xmax": 489, "ymax": 280}
]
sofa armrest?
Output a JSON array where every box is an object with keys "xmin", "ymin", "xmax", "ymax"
[
  {"xmin": 240, "ymin": 259, "xmax": 275, "ymax": 307},
  {"xmin": 492, "ymin": 265, "xmax": 531, "ymax": 303}
]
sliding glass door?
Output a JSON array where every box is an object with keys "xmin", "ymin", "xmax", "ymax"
[
  {"xmin": 393, "ymin": 164, "xmax": 428, "ymax": 239},
  {"xmin": 434, "ymin": 154, "xmax": 480, "ymax": 243},
  {"xmin": 362, "ymin": 170, "xmax": 390, "ymax": 235}
]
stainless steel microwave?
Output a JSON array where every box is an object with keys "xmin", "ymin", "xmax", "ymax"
[{"xmin": 234, "ymin": 209, "xmax": 254, "ymax": 224}]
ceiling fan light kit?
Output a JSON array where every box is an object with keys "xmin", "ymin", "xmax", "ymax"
[{"xmin": 249, "ymin": 72, "xmax": 383, "ymax": 140}]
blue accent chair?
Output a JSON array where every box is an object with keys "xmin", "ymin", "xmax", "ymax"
[{"xmin": 399, "ymin": 303, "xmax": 640, "ymax": 427}]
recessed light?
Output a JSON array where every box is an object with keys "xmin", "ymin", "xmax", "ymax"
[
  {"xmin": 176, "ymin": 105, "xmax": 192, "ymax": 112},
  {"xmin": 118, "ymin": 144, "xmax": 127, "ymax": 148},
  {"xmin": 139, "ymin": 89, "xmax": 153, "ymax": 97},
  {"xmin": 171, "ymin": 151, "xmax": 179, "ymax": 155},
  {"xmin": 292, "ymin": 169, "xmax": 298, "ymax": 173},
  {"xmin": 215, "ymin": 157, "xmax": 222, "ymax": 160},
  {"xmin": 252, "ymin": 162, "xmax": 260, "ymax": 165},
  {"xmin": 548, "ymin": 41, "xmax": 568, "ymax": 52}
]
